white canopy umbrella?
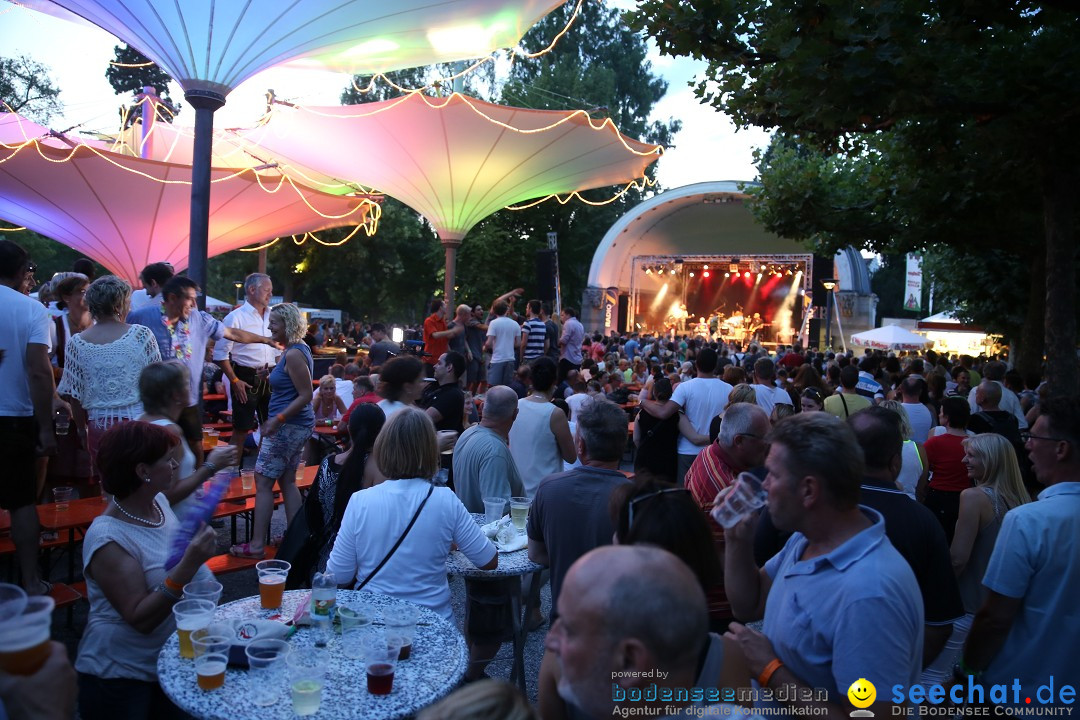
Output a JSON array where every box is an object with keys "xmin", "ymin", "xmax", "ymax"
[{"xmin": 850, "ymin": 324, "xmax": 931, "ymax": 352}]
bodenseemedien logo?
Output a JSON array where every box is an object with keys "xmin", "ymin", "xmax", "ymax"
[{"xmin": 848, "ymin": 678, "xmax": 877, "ymax": 717}]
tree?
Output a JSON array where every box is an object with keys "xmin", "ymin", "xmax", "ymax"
[
  {"xmin": 468, "ymin": 0, "xmax": 679, "ymax": 311},
  {"xmin": 332, "ymin": 4, "xmax": 679, "ymax": 316},
  {"xmin": 105, "ymin": 44, "xmax": 180, "ymax": 125},
  {"xmin": 632, "ymin": 0, "xmax": 1080, "ymax": 393},
  {"xmin": 0, "ymin": 55, "xmax": 62, "ymax": 124}
]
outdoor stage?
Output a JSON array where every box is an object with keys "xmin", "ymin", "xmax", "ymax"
[{"xmin": 628, "ymin": 254, "xmax": 813, "ymax": 345}]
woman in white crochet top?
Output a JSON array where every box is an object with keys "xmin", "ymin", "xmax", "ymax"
[{"xmin": 58, "ymin": 276, "xmax": 161, "ymax": 485}]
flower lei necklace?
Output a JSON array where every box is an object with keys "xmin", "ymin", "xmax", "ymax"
[{"xmin": 160, "ymin": 306, "xmax": 193, "ymax": 361}]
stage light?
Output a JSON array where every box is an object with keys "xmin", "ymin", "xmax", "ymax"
[
  {"xmin": 669, "ymin": 268, "xmax": 676, "ymax": 275},
  {"xmin": 757, "ymin": 273, "xmax": 763, "ymax": 279},
  {"xmin": 645, "ymin": 267, "xmax": 652, "ymax": 275},
  {"xmin": 724, "ymin": 272, "xmax": 730, "ymax": 278},
  {"xmin": 787, "ymin": 269, "xmax": 793, "ymax": 276},
  {"xmin": 703, "ymin": 265, "xmax": 709, "ymax": 270},
  {"xmin": 744, "ymin": 271, "xmax": 751, "ymax": 278},
  {"xmin": 730, "ymin": 264, "xmax": 739, "ymax": 273},
  {"xmin": 689, "ymin": 271, "xmax": 695, "ymax": 278},
  {"xmin": 703, "ymin": 271, "xmax": 710, "ymax": 278}
]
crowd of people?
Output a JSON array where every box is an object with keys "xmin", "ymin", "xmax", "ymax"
[{"xmin": 1, "ymin": 239, "xmax": 1076, "ymax": 719}]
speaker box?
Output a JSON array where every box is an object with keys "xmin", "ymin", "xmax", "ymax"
[
  {"xmin": 617, "ymin": 294, "xmax": 629, "ymax": 334},
  {"xmin": 811, "ymin": 254, "xmax": 835, "ymax": 305},
  {"xmin": 807, "ymin": 318, "xmax": 823, "ymax": 349},
  {"xmin": 535, "ymin": 249, "xmax": 557, "ymax": 302}
]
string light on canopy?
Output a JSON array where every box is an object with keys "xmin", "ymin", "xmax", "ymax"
[
  {"xmin": 17, "ymin": 0, "xmax": 567, "ymax": 303},
  {"xmin": 0, "ymin": 112, "xmax": 378, "ymax": 284},
  {"xmin": 231, "ymin": 92, "xmax": 663, "ymax": 307}
]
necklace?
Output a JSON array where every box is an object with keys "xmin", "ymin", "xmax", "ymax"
[{"xmin": 113, "ymin": 498, "xmax": 164, "ymax": 527}]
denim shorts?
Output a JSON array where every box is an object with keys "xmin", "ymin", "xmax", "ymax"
[{"xmin": 255, "ymin": 422, "xmax": 311, "ymax": 479}]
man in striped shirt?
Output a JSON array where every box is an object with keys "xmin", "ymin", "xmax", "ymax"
[
  {"xmin": 520, "ymin": 298, "xmax": 549, "ymax": 362},
  {"xmin": 683, "ymin": 402, "xmax": 771, "ymax": 630}
]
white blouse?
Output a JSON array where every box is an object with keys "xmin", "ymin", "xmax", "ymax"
[
  {"xmin": 326, "ymin": 478, "xmax": 496, "ymax": 620},
  {"xmin": 57, "ymin": 325, "xmax": 161, "ymax": 425}
]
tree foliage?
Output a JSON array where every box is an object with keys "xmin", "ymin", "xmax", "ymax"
[
  {"xmin": 631, "ymin": 0, "xmax": 1080, "ymax": 390},
  {"xmin": 105, "ymin": 44, "xmax": 180, "ymax": 125},
  {"xmin": 0, "ymin": 55, "xmax": 62, "ymax": 124}
]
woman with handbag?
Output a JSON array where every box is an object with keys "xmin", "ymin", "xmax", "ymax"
[{"xmin": 326, "ymin": 407, "xmax": 496, "ymax": 620}]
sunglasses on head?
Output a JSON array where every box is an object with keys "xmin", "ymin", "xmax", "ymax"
[
  {"xmin": 627, "ymin": 487, "xmax": 689, "ymax": 528},
  {"xmin": 25, "ymin": 262, "xmax": 37, "ymax": 275}
]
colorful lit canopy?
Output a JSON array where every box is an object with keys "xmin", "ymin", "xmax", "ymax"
[
  {"xmin": 30, "ymin": 0, "xmax": 567, "ymax": 96},
  {"xmin": 233, "ymin": 93, "xmax": 664, "ymax": 241},
  {"xmin": 0, "ymin": 113, "xmax": 378, "ymax": 285}
]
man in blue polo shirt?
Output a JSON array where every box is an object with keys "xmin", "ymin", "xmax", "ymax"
[
  {"xmin": 724, "ymin": 412, "xmax": 922, "ymax": 715},
  {"xmin": 960, "ymin": 395, "xmax": 1080, "ymax": 704}
]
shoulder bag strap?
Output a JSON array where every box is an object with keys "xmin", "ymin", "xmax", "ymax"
[
  {"xmin": 55, "ymin": 315, "xmax": 67, "ymax": 369},
  {"xmin": 839, "ymin": 392, "xmax": 849, "ymax": 417},
  {"xmin": 355, "ymin": 482, "xmax": 435, "ymax": 591}
]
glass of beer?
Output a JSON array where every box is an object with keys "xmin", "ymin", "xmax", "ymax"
[
  {"xmin": 245, "ymin": 639, "xmax": 291, "ymax": 706},
  {"xmin": 182, "ymin": 580, "xmax": 223, "ymax": 605},
  {"xmin": 256, "ymin": 560, "xmax": 290, "ymax": 609},
  {"xmin": 172, "ymin": 599, "xmax": 216, "ymax": 659},
  {"xmin": 383, "ymin": 605, "xmax": 419, "ymax": 660},
  {"xmin": 0, "ymin": 595, "xmax": 54, "ymax": 675},
  {"xmin": 191, "ymin": 631, "xmax": 230, "ymax": 691},
  {"xmin": 288, "ymin": 649, "xmax": 329, "ymax": 716},
  {"xmin": 201, "ymin": 427, "xmax": 214, "ymax": 451},
  {"xmin": 241, "ymin": 470, "xmax": 255, "ymax": 491},
  {"xmin": 509, "ymin": 497, "xmax": 531, "ymax": 534}
]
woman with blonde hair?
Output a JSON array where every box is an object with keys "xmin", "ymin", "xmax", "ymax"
[
  {"xmin": 312, "ymin": 374, "xmax": 347, "ymax": 423},
  {"xmin": 880, "ymin": 399, "xmax": 929, "ymax": 499},
  {"xmin": 231, "ymin": 303, "xmax": 314, "ymax": 558},
  {"xmin": 953, "ymin": 434, "xmax": 1030, "ymax": 606},
  {"xmin": 326, "ymin": 407, "xmax": 495, "ymax": 619},
  {"xmin": 921, "ymin": 432, "xmax": 1031, "ymax": 684}
]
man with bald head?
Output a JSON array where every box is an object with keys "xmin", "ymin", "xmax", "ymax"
[
  {"xmin": 546, "ymin": 545, "xmax": 742, "ymax": 718},
  {"xmin": 452, "ymin": 385, "xmax": 525, "ymax": 681}
]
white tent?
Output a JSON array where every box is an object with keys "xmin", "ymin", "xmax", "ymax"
[
  {"xmin": 850, "ymin": 324, "xmax": 931, "ymax": 351},
  {"xmin": 204, "ymin": 295, "xmax": 234, "ymax": 312}
]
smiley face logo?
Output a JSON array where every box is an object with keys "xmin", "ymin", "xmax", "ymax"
[{"xmin": 847, "ymin": 678, "xmax": 876, "ymax": 709}]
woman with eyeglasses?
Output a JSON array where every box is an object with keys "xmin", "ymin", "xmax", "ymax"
[{"xmin": 76, "ymin": 421, "xmax": 217, "ymax": 720}]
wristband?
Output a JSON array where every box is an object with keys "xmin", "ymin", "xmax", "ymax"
[
  {"xmin": 203, "ymin": 461, "xmax": 219, "ymax": 474},
  {"xmin": 157, "ymin": 582, "xmax": 182, "ymax": 602},
  {"xmin": 163, "ymin": 575, "xmax": 184, "ymax": 593},
  {"xmin": 276, "ymin": 413, "xmax": 287, "ymax": 424},
  {"xmin": 758, "ymin": 658, "xmax": 784, "ymax": 688}
]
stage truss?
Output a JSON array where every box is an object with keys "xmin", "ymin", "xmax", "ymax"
[{"xmin": 628, "ymin": 253, "xmax": 813, "ymax": 344}]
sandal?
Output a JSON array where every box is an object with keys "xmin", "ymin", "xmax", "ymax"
[
  {"xmin": 228, "ymin": 542, "xmax": 265, "ymax": 559},
  {"xmin": 268, "ymin": 534, "xmax": 284, "ymax": 547}
]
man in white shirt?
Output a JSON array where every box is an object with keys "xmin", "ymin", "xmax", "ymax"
[
  {"xmin": 637, "ymin": 347, "xmax": 732, "ymax": 484},
  {"xmin": 0, "ymin": 240, "xmax": 59, "ymax": 594},
  {"xmin": 966, "ymin": 361, "xmax": 1028, "ymax": 430},
  {"xmin": 484, "ymin": 301, "xmax": 520, "ymax": 387},
  {"xmin": 751, "ymin": 356, "xmax": 793, "ymax": 417},
  {"xmin": 212, "ymin": 273, "xmax": 278, "ymax": 449},
  {"xmin": 128, "ymin": 261, "xmax": 174, "ymax": 311}
]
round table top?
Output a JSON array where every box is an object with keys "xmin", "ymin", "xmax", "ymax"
[
  {"xmin": 157, "ymin": 590, "xmax": 467, "ymax": 720},
  {"xmin": 445, "ymin": 513, "xmax": 545, "ymax": 579}
]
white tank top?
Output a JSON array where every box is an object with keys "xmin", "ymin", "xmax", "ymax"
[
  {"xmin": 897, "ymin": 439, "xmax": 922, "ymax": 499},
  {"xmin": 508, "ymin": 398, "xmax": 563, "ymax": 498}
]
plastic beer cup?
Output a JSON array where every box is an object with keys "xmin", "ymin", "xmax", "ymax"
[
  {"xmin": 256, "ymin": 560, "xmax": 290, "ymax": 609},
  {"xmin": 172, "ymin": 599, "xmax": 215, "ymax": 659},
  {"xmin": 0, "ymin": 595, "xmax": 54, "ymax": 675}
]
